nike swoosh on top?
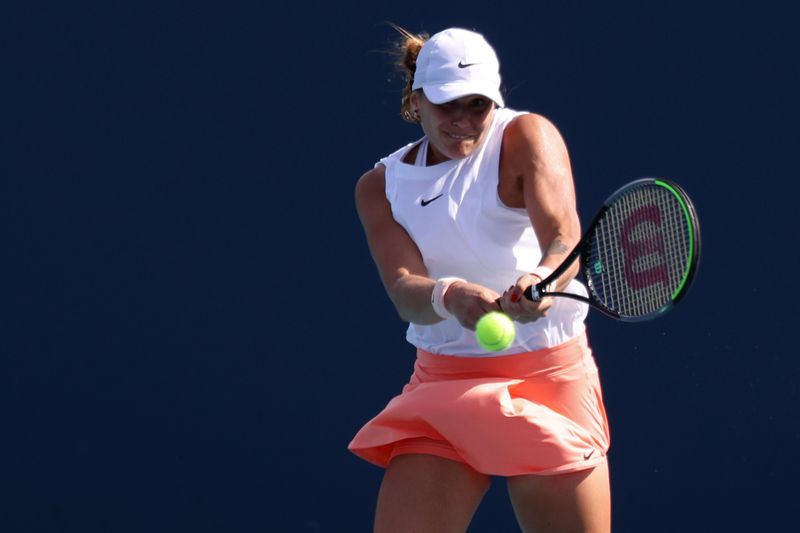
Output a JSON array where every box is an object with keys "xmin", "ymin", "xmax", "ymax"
[
  {"xmin": 420, "ymin": 194, "xmax": 444, "ymax": 206},
  {"xmin": 457, "ymin": 60, "xmax": 480, "ymax": 68}
]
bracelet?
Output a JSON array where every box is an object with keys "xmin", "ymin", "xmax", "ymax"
[
  {"xmin": 530, "ymin": 265, "xmax": 554, "ymax": 282},
  {"xmin": 431, "ymin": 277, "xmax": 466, "ymax": 320}
]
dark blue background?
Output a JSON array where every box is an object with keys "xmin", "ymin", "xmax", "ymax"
[{"xmin": 5, "ymin": 1, "xmax": 798, "ymax": 531}]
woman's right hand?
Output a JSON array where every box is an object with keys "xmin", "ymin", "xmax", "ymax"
[{"xmin": 498, "ymin": 273, "xmax": 555, "ymax": 324}]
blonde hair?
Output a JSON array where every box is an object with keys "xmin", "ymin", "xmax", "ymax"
[{"xmin": 389, "ymin": 24, "xmax": 428, "ymax": 124}]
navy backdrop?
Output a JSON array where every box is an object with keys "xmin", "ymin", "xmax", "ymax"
[{"xmin": 5, "ymin": 1, "xmax": 799, "ymax": 532}]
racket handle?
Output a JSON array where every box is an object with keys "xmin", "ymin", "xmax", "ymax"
[
  {"xmin": 495, "ymin": 285, "xmax": 542, "ymax": 307},
  {"xmin": 523, "ymin": 285, "xmax": 542, "ymax": 300}
]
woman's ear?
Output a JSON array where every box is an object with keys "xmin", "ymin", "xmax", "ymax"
[{"xmin": 409, "ymin": 90, "xmax": 421, "ymax": 115}]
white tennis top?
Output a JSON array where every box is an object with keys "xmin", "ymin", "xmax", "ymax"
[{"xmin": 378, "ymin": 107, "xmax": 589, "ymax": 356}]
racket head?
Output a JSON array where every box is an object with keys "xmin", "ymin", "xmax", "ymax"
[{"xmin": 580, "ymin": 178, "xmax": 701, "ymax": 321}]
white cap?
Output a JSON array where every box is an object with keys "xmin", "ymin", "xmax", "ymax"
[{"xmin": 412, "ymin": 28, "xmax": 504, "ymax": 107}]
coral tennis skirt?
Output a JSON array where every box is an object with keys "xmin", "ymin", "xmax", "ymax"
[{"xmin": 348, "ymin": 333, "xmax": 610, "ymax": 476}]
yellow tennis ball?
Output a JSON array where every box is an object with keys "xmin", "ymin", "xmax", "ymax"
[{"xmin": 475, "ymin": 311, "xmax": 515, "ymax": 352}]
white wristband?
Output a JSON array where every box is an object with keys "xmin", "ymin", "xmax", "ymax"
[
  {"xmin": 431, "ymin": 277, "xmax": 465, "ymax": 320},
  {"xmin": 530, "ymin": 265, "xmax": 554, "ymax": 282}
]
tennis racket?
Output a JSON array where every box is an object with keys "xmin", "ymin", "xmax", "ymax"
[{"xmin": 524, "ymin": 178, "xmax": 701, "ymax": 322}]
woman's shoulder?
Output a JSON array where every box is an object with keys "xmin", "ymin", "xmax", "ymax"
[
  {"xmin": 377, "ymin": 139, "xmax": 420, "ymax": 167},
  {"xmin": 502, "ymin": 111, "xmax": 566, "ymax": 151},
  {"xmin": 355, "ymin": 164, "xmax": 386, "ymax": 195},
  {"xmin": 355, "ymin": 137, "xmax": 412, "ymax": 197},
  {"xmin": 504, "ymin": 111, "xmax": 559, "ymax": 136},
  {"xmin": 354, "ymin": 164, "xmax": 391, "ymax": 223},
  {"xmin": 499, "ymin": 111, "xmax": 570, "ymax": 180}
]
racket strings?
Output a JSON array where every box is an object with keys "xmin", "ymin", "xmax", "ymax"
[{"xmin": 586, "ymin": 184, "xmax": 692, "ymax": 317}]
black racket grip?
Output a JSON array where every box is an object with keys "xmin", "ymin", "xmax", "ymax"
[
  {"xmin": 523, "ymin": 285, "xmax": 542, "ymax": 300},
  {"xmin": 493, "ymin": 284, "xmax": 542, "ymax": 309}
]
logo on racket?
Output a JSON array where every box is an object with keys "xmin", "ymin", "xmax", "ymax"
[{"xmin": 620, "ymin": 205, "xmax": 670, "ymax": 289}]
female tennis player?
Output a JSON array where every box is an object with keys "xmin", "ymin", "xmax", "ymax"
[{"xmin": 349, "ymin": 26, "xmax": 611, "ymax": 532}]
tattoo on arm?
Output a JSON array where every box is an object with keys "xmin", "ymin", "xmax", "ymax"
[{"xmin": 546, "ymin": 239, "xmax": 569, "ymax": 256}]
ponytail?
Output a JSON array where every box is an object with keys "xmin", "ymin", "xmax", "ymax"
[{"xmin": 389, "ymin": 24, "xmax": 427, "ymax": 124}]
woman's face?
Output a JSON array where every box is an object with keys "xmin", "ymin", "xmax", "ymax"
[{"xmin": 412, "ymin": 91, "xmax": 495, "ymax": 164}]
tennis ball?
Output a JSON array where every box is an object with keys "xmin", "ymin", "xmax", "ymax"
[{"xmin": 475, "ymin": 311, "xmax": 515, "ymax": 352}]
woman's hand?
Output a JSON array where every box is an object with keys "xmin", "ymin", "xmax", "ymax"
[
  {"xmin": 443, "ymin": 281, "xmax": 503, "ymax": 330},
  {"xmin": 497, "ymin": 273, "xmax": 554, "ymax": 324}
]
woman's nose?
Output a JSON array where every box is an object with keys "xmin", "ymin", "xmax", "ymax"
[{"xmin": 450, "ymin": 106, "xmax": 468, "ymax": 126}]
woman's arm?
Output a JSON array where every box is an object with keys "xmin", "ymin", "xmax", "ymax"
[
  {"xmin": 354, "ymin": 165, "xmax": 442, "ymax": 325},
  {"xmin": 355, "ymin": 165, "xmax": 503, "ymax": 328},
  {"xmin": 499, "ymin": 113, "xmax": 582, "ymax": 319}
]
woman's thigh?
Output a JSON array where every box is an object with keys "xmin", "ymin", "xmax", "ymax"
[
  {"xmin": 374, "ymin": 454, "xmax": 492, "ymax": 533},
  {"xmin": 507, "ymin": 461, "xmax": 611, "ymax": 533}
]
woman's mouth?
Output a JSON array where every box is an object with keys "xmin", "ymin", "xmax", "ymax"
[{"xmin": 446, "ymin": 132, "xmax": 474, "ymax": 140}]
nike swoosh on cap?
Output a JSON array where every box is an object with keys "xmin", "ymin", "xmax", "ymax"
[{"xmin": 457, "ymin": 60, "xmax": 480, "ymax": 68}]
